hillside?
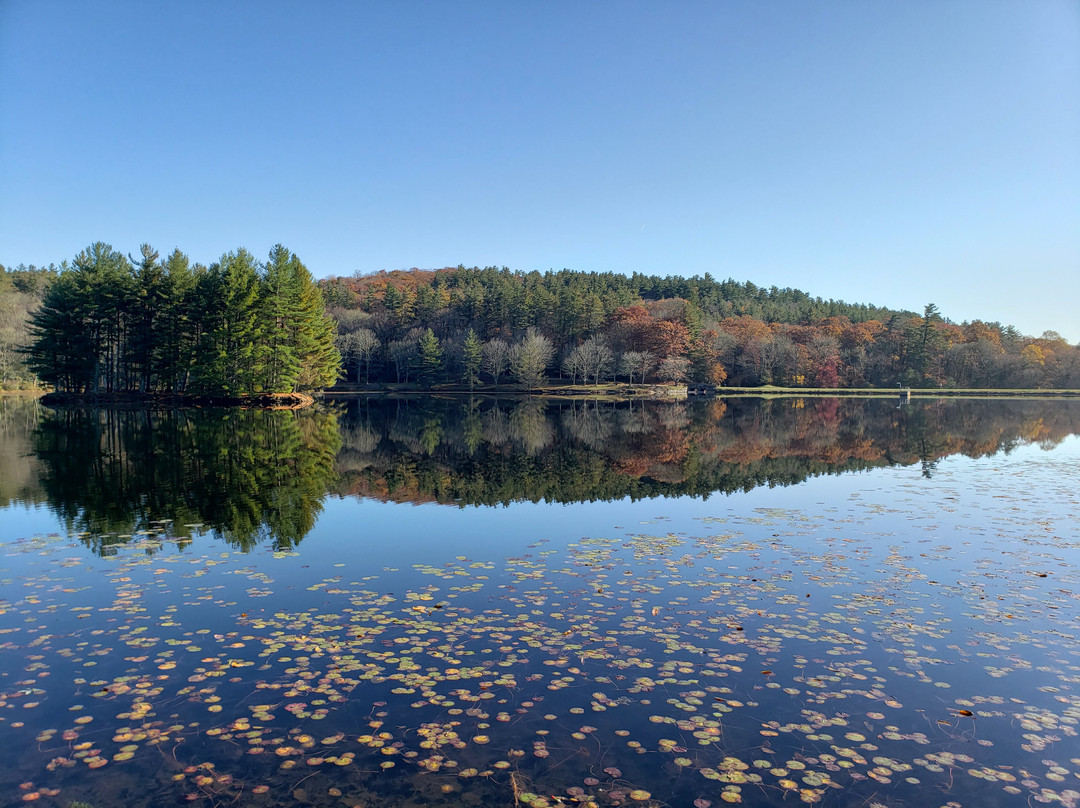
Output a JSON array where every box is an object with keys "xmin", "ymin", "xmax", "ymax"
[{"xmin": 320, "ymin": 266, "xmax": 1079, "ymax": 390}]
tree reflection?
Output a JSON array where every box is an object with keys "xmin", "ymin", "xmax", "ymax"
[
  {"xmin": 10, "ymin": 396, "xmax": 1080, "ymax": 550},
  {"xmin": 0, "ymin": 396, "xmax": 44, "ymax": 506},
  {"xmin": 334, "ymin": 396, "xmax": 1080, "ymax": 505},
  {"xmin": 31, "ymin": 406, "xmax": 341, "ymax": 552}
]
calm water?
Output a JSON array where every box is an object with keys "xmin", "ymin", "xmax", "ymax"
[{"xmin": 1, "ymin": 395, "xmax": 1079, "ymax": 808}]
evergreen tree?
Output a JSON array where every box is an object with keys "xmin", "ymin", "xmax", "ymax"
[
  {"xmin": 290, "ymin": 261, "xmax": 341, "ymax": 390},
  {"xmin": 25, "ymin": 242, "xmax": 341, "ymax": 397},
  {"xmin": 261, "ymin": 244, "xmax": 342, "ymax": 391},
  {"xmin": 27, "ymin": 243, "xmax": 132, "ymax": 393},
  {"xmin": 157, "ymin": 249, "xmax": 199, "ymax": 393},
  {"xmin": 261, "ymin": 244, "xmax": 304, "ymax": 392},
  {"xmin": 418, "ymin": 328, "xmax": 443, "ymax": 387},
  {"xmin": 190, "ymin": 249, "xmax": 263, "ymax": 395},
  {"xmin": 129, "ymin": 244, "xmax": 164, "ymax": 392},
  {"xmin": 26, "ymin": 272, "xmax": 94, "ymax": 392},
  {"xmin": 462, "ymin": 328, "xmax": 482, "ymax": 388}
]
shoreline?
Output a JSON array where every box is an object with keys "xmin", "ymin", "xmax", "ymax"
[
  {"xmin": 15, "ymin": 386, "xmax": 1080, "ymax": 408},
  {"xmin": 38, "ymin": 391, "xmax": 316, "ymax": 410},
  {"xmin": 320, "ymin": 383, "xmax": 1080, "ymax": 400}
]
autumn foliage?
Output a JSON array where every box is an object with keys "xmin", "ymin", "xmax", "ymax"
[{"xmin": 321, "ymin": 267, "xmax": 1079, "ymax": 389}]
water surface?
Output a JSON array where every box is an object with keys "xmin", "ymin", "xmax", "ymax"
[{"xmin": 1, "ymin": 396, "xmax": 1079, "ymax": 808}]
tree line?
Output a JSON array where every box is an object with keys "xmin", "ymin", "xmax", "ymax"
[
  {"xmin": 4, "ymin": 254, "xmax": 1078, "ymax": 393},
  {"xmin": 20, "ymin": 242, "xmax": 340, "ymax": 396},
  {"xmin": 324, "ymin": 267, "xmax": 1080, "ymax": 389}
]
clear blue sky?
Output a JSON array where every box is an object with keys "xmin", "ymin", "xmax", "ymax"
[{"xmin": 2, "ymin": 1, "xmax": 1077, "ymax": 341}]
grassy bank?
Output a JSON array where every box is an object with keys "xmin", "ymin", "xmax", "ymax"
[
  {"xmin": 324, "ymin": 381, "xmax": 687, "ymax": 401},
  {"xmin": 323, "ymin": 382, "xmax": 1080, "ymax": 400},
  {"xmin": 718, "ymin": 385, "xmax": 1080, "ymax": 398}
]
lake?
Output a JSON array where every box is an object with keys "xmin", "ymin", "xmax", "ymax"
[{"xmin": 2, "ymin": 395, "xmax": 1079, "ymax": 808}]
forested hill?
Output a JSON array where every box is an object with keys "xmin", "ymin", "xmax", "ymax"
[
  {"xmin": 320, "ymin": 266, "xmax": 1079, "ymax": 389},
  {"xmin": 3, "ymin": 255, "xmax": 1078, "ymax": 392},
  {"xmin": 322, "ymin": 266, "xmax": 901, "ymax": 327}
]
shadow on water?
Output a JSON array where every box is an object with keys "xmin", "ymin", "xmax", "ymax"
[{"xmin": 3, "ymin": 394, "xmax": 1080, "ymax": 551}]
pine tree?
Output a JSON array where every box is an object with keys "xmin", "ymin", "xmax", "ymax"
[
  {"xmin": 418, "ymin": 328, "xmax": 443, "ymax": 387},
  {"xmin": 190, "ymin": 249, "xmax": 263, "ymax": 395},
  {"xmin": 462, "ymin": 329, "xmax": 482, "ymax": 388},
  {"xmin": 26, "ymin": 272, "xmax": 94, "ymax": 392},
  {"xmin": 129, "ymin": 244, "xmax": 164, "ymax": 392},
  {"xmin": 27, "ymin": 243, "xmax": 133, "ymax": 393},
  {"xmin": 261, "ymin": 245, "xmax": 304, "ymax": 392},
  {"xmin": 157, "ymin": 250, "xmax": 198, "ymax": 393},
  {"xmin": 286, "ymin": 251, "xmax": 341, "ymax": 391},
  {"xmin": 26, "ymin": 242, "xmax": 343, "ymax": 398}
]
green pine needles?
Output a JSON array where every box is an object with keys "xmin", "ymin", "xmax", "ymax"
[{"xmin": 27, "ymin": 242, "xmax": 341, "ymax": 396}]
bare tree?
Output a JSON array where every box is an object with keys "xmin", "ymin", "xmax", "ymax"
[
  {"xmin": 388, "ymin": 336, "xmax": 419, "ymax": 382},
  {"xmin": 562, "ymin": 346, "xmax": 586, "ymax": 384},
  {"xmin": 352, "ymin": 328, "xmax": 380, "ymax": 382},
  {"xmin": 336, "ymin": 328, "xmax": 380, "ymax": 382},
  {"xmin": 482, "ymin": 338, "xmax": 511, "ymax": 383},
  {"xmin": 619, "ymin": 350, "xmax": 655, "ymax": 383},
  {"xmin": 657, "ymin": 356, "xmax": 690, "ymax": 383},
  {"xmin": 510, "ymin": 328, "xmax": 555, "ymax": 389},
  {"xmin": 577, "ymin": 335, "xmax": 614, "ymax": 384}
]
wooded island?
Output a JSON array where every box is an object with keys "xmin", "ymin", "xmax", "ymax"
[
  {"xmin": 15, "ymin": 243, "xmax": 339, "ymax": 398},
  {"xmin": 2, "ymin": 243, "xmax": 1078, "ymax": 395}
]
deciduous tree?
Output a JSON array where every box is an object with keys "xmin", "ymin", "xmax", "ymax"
[{"xmin": 510, "ymin": 329, "xmax": 555, "ymax": 389}]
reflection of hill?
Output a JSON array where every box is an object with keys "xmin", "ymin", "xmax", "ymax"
[
  {"xmin": 333, "ymin": 397, "xmax": 1080, "ymax": 505},
  {"xmin": 30, "ymin": 406, "xmax": 341, "ymax": 552},
  {"xmin": 7, "ymin": 397, "xmax": 1080, "ymax": 549}
]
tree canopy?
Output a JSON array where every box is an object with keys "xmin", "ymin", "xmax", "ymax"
[
  {"xmin": 25, "ymin": 243, "xmax": 341, "ymax": 396},
  {"xmin": 322, "ymin": 266, "xmax": 1080, "ymax": 390},
  {"xmin": 4, "ymin": 252, "xmax": 1079, "ymax": 394}
]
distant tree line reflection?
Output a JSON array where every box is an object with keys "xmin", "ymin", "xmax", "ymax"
[{"xmin": 333, "ymin": 396, "xmax": 1080, "ymax": 505}]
